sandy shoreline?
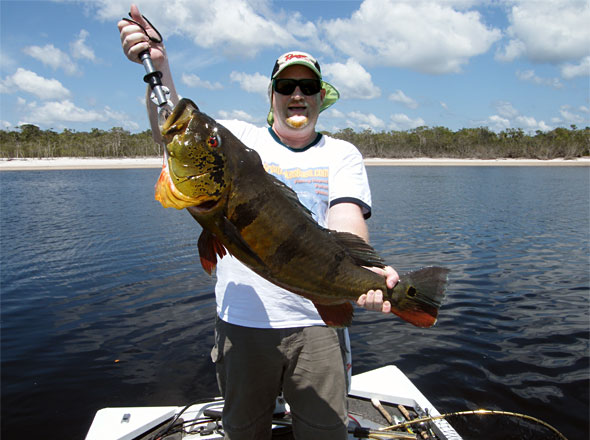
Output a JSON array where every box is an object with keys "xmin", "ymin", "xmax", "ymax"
[{"xmin": 0, "ymin": 156, "xmax": 588, "ymax": 171}]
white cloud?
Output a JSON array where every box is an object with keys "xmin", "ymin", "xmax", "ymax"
[
  {"xmin": 496, "ymin": 0, "xmax": 590, "ymax": 64},
  {"xmin": 494, "ymin": 101, "xmax": 519, "ymax": 119},
  {"xmin": 103, "ymin": 107, "xmax": 140, "ymax": 130},
  {"xmin": 557, "ymin": 105, "xmax": 587, "ymax": 126},
  {"xmin": 229, "ymin": 71, "xmax": 269, "ymax": 97},
  {"xmin": 515, "ymin": 115, "xmax": 551, "ymax": 132},
  {"xmin": 1, "ymin": 120, "xmax": 12, "ymax": 129},
  {"xmin": 487, "ymin": 115, "xmax": 511, "ymax": 132},
  {"xmin": 90, "ymin": 0, "xmax": 130, "ymax": 20},
  {"xmin": 389, "ymin": 113, "xmax": 425, "ymax": 130},
  {"xmin": 15, "ymin": 98, "xmax": 139, "ymax": 130},
  {"xmin": 182, "ymin": 73, "xmax": 223, "ymax": 90},
  {"xmin": 326, "ymin": 108, "xmax": 346, "ymax": 119},
  {"xmin": 192, "ymin": 0, "xmax": 296, "ymax": 56},
  {"xmin": 484, "ymin": 114, "xmax": 551, "ymax": 133},
  {"xmin": 70, "ymin": 30, "xmax": 97, "ymax": 62},
  {"xmin": 560, "ymin": 56, "xmax": 590, "ymax": 80},
  {"xmin": 93, "ymin": 0, "xmax": 501, "ymax": 71},
  {"xmin": 93, "ymin": 0, "xmax": 296, "ymax": 58},
  {"xmin": 487, "ymin": 102, "xmax": 553, "ymax": 132},
  {"xmin": 23, "ymin": 30, "xmax": 98, "ymax": 75},
  {"xmin": 346, "ymin": 111, "xmax": 385, "ymax": 131},
  {"xmin": 322, "ymin": 59, "xmax": 380, "ymax": 99},
  {"xmin": 494, "ymin": 39, "xmax": 526, "ymax": 62},
  {"xmin": 516, "ymin": 70, "xmax": 563, "ymax": 89},
  {"xmin": 217, "ymin": 110, "xmax": 268, "ymax": 127},
  {"xmin": 217, "ymin": 110, "xmax": 254, "ymax": 122},
  {"xmin": 21, "ymin": 100, "xmax": 106, "ymax": 124},
  {"xmin": 0, "ymin": 68, "xmax": 71, "ymax": 100},
  {"xmin": 0, "ymin": 48, "xmax": 17, "ymax": 72},
  {"xmin": 23, "ymin": 44, "xmax": 79, "ymax": 75},
  {"xmin": 321, "ymin": 0, "xmax": 501, "ymax": 74},
  {"xmin": 389, "ymin": 90, "xmax": 418, "ymax": 109}
]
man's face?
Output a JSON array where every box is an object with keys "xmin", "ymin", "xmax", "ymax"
[{"xmin": 272, "ymin": 65, "xmax": 326, "ymax": 130}]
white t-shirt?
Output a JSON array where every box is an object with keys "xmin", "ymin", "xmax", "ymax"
[{"xmin": 214, "ymin": 120, "xmax": 372, "ymax": 328}]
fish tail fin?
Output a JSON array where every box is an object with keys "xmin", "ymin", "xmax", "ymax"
[{"xmin": 390, "ymin": 266, "xmax": 450, "ymax": 328}]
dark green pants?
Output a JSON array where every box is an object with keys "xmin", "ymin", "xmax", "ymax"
[{"xmin": 211, "ymin": 319, "xmax": 348, "ymax": 440}]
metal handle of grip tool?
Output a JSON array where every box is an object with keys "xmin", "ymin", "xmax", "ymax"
[
  {"xmin": 139, "ymin": 50, "xmax": 168, "ymax": 107},
  {"xmin": 138, "ymin": 50, "xmax": 173, "ymax": 131}
]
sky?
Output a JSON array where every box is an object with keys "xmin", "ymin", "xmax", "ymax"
[{"xmin": 0, "ymin": 0, "xmax": 589, "ymax": 134}]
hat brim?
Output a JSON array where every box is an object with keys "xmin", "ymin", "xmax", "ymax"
[{"xmin": 267, "ymin": 80, "xmax": 340, "ymax": 126}]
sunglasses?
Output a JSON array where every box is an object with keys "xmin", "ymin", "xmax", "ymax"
[{"xmin": 273, "ymin": 78, "xmax": 322, "ymax": 96}]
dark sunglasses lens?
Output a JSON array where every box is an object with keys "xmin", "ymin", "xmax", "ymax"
[
  {"xmin": 299, "ymin": 79, "xmax": 321, "ymax": 95},
  {"xmin": 274, "ymin": 79, "xmax": 321, "ymax": 95},
  {"xmin": 274, "ymin": 79, "xmax": 297, "ymax": 95}
]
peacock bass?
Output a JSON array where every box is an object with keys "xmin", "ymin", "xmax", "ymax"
[{"xmin": 155, "ymin": 98, "xmax": 449, "ymax": 328}]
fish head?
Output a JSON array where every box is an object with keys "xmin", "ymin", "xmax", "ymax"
[{"xmin": 155, "ymin": 98, "xmax": 229, "ymax": 210}]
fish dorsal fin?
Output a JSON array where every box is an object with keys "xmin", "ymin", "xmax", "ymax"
[
  {"xmin": 269, "ymin": 175, "xmax": 315, "ymax": 222},
  {"xmin": 314, "ymin": 302, "xmax": 354, "ymax": 328},
  {"xmin": 329, "ymin": 230, "xmax": 385, "ymax": 268}
]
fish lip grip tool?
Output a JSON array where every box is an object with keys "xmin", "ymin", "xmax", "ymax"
[{"xmin": 122, "ymin": 13, "xmax": 173, "ymax": 127}]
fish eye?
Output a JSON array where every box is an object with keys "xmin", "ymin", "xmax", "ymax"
[{"xmin": 207, "ymin": 135, "xmax": 220, "ymax": 149}]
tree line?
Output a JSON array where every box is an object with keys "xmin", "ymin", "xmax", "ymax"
[
  {"xmin": 329, "ymin": 125, "xmax": 589, "ymax": 160},
  {"xmin": 0, "ymin": 125, "xmax": 160, "ymax": 159},
  {"xmin": 1, "ymin": 124, "xmax": 588, "ymax": 160}
]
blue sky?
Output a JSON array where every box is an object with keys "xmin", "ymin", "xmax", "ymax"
[{"xmin": 1, "ymin": 0, "xmax": 588, "ymax": 134}]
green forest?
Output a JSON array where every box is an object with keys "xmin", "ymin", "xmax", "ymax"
[{"xmin": 1, "ymin": 124, "xmax": 588, "ymax": 160}]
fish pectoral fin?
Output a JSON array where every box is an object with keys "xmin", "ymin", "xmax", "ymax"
[
  {"xmin": 313, "ymin": 302, "xmax": 354, "ymax": 328},
  {"xmin": 197, "ymin": 216, "xmax": 264, "ymax": 275},
  {"xmin": 197, "ymin": 229, "xmax": 227, "ymax": 275},
  {"xmin": 329, "ymin": 231, "xmax": 385, "ymax": 268},
  {"xmin": 219, "ymin": 216, "xmax": 265, "ymax": 267}
]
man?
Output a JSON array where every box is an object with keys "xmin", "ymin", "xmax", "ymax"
[{"xmin": 119, "ymin": 5, "xmax": 398, "ymax": 439}]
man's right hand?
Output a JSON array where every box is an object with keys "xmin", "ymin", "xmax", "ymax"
[{"xmin": 117, "ymin": 4, "xmax": 166, "ymax": 66}]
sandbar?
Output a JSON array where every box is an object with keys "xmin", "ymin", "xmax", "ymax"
[{"xmin": 0, "ymin": 156, "xmax": 588, "ymax": 171}]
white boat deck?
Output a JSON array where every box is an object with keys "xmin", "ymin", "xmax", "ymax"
[{"xmin": 86, "ymin": 365, "xmax": 462, "ymax": 440}]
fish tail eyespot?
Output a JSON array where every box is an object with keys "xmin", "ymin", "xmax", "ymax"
[{"xmin": 389, "ymin": 267, "xmax": 449, "ymax": 328}]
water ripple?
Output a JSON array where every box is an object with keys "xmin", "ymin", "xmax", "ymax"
[{"xmin": 1, "ymin": 167, "xmax": 588, "ymax": 439}]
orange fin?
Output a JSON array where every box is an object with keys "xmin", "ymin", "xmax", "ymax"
[
  {"xmin": 314, "ymin": 302, "xmax": 354, "ymax": 328},
  {"xmin": 391, "ymin": 307, "xmax": 438, "ymax": 328},
  {"xmin": 197, "ymin": 229, "xmax": 227, "ymax": 275},
  {"xmin": 390, "ymin": 266, "xmax": 450, "ymax": 328}
]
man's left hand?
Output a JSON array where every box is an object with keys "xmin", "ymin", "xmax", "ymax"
[{"xmin": 357, "ymin": 266, "xmax": 399, "ymax": 313}]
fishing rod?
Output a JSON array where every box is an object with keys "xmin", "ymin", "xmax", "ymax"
[{"xmin": 379, "ymin": 408, "xmax": 569, "ymax": 440}]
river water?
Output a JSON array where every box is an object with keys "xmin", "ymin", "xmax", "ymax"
[{"xmin": 1, "ymin": 166, "xmax": 588, "ymax": 439}]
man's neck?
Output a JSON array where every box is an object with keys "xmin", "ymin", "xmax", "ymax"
[{"xmin": 271, "ymin": 125, "xmax": 318, "ymax": 150}]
